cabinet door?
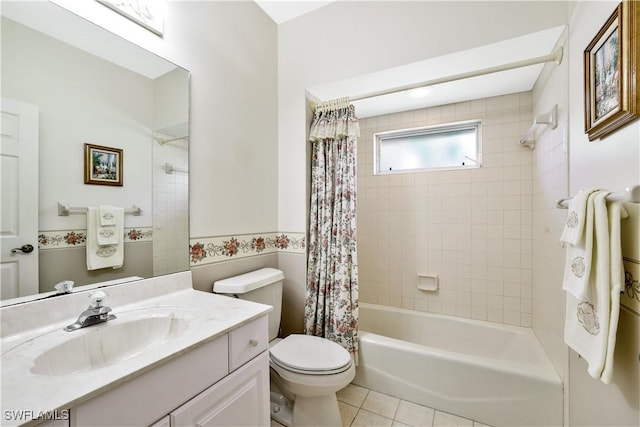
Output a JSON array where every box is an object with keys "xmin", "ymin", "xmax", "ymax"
[{"xmin": 171, "ymin": 352, "xmax": 269, "ymax": 427}]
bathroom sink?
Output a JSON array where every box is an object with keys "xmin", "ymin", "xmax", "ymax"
[{"xmin": 31, "ymin": 315, "xmax": 188, "ymax": 376}]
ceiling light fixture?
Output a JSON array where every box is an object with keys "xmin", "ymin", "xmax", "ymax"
[{"xmin": 408, "ymin": 86, "xmax": 432, "ymax": 98}]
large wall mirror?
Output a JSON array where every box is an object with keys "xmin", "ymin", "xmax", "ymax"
[{"xmin": 1, "ymin": 1, "xmax": 190, "ymax": 304}]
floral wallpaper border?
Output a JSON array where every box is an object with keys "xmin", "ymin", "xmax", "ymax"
[
  {"xmin": 38, "ymin": 227, "xmax": 153, "ymax": 249},
  {"xmin": 189, "ymin": 232, "xmax": 305, "ymax": 266},
  {"xmin": 622, "ymin": 257, "xmax": 640, "ymax": 315}
]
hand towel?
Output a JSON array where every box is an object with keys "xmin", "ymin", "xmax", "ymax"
[
  {"xmin": 97, "ymin": 205, "xmax": 120, "ymax": 245},
  {"xmin": 86, "ymin": 206, "xmax": 124, "ymax": 270},
  {"xmin": 563, "ymin": 193, "xmax": 625, "ymax": 384},
  {"xmin": 99, "ymin": 205, "xmax": 117, "ymax": 226},
  {"xmin": 97, "ymin": 226, "xmax": 120, "ymax": 246},
  {"xmin": 560, "ymin": 188, "xmax": 599, "ymax": 245},
  {"xmin": 561, "ymin": 191, "xmax": 599, "ymax": 300}
]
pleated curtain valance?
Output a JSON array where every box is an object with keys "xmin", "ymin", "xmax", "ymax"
[{"xmin": 309, "ymin": 100, "xmax": 360, "ymax": 142}]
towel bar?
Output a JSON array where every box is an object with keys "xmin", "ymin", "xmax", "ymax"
[
  {"xmin": 57, "ymin": 202, "xmax": 142, "ymax": 216},
  {"xmin": 556, "ymin": 185, "xmax": 640, "ymax": 209},
  {"xmin": 519, "ymin": 104, "xmax": 558, "ymax": 150}
]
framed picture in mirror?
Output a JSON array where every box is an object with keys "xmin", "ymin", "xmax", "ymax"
[
  {"xmin": 96, "ymin": 0, "xmax": 165, "ymax": 36},
  {"xmin": 84, "ymin": 143, "xmax": 123, "ymax": 186},
  {"xmin": 584, "ymin": 0, "xmax": 639, "ymax": 140}
]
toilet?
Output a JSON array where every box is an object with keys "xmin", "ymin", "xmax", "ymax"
[{"xmin": 213, "ymin": 268, "xmax": 355, "ymax": 427}]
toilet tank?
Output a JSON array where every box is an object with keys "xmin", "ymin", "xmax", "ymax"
[{"xmin": 213, "ymin": 268, "xmax": 284, "ymax": 341}]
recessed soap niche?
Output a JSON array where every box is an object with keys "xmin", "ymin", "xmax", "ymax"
[{"xmin": 417, "ymin": 274, "xmax": 438, "ymax": 292}]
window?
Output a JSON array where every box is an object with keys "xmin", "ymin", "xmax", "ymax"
[{"xmin": 374, "ymin": 120, "xmax": 482, "ymax": 174}]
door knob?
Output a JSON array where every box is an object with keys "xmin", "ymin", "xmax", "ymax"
[{"xmin": 11, "ymin": 244, "xmax": 34, "ymax": 254}]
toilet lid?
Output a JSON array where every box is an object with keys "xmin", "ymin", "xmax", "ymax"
[{"xmin": 270, "ymin": 335, "xmax": 352, "ymax": 373}]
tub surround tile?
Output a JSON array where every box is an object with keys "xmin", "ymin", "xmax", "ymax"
[{"xmin": 358, "ymin": 93, "xmax": 534, "ymax": 327}]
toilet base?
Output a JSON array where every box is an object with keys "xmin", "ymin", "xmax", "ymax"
[
  {"xmin": 291, "ymin": 393, "xmax": 342, "ymax": 427},
  {"xmin": 270, "ymin": 391, "xmax": 342, "ymax": 427},
  {"xmin": 270, "ymin": 392, "xmax": 293, "ymax": 426}
]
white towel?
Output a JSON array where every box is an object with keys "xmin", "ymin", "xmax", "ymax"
[
  {"xmin": 99, "ymin": 205, "xmax": 117, "ymax": 226},
  {"xmin": 97, "ymin": 226, "xmax": 120, "ymax": 246},
  {"xmin": 97, "ymin": 205, "xmax": 120, "ymax": 245},
  {"xmin": 560, "ymin": 188, "xmax": 599, "ymax": 245},
  {"xmin": 563, "ymin": 195, "xmax": 625, "ymax": 384},
  {"xmin": 561, "ymin": 191, "xmax": 601, "ymax": 300},
  {"xmin": 600, "ymin": 201, "xmax": 626, "ymax": 384},
  {"xmin": 86, "ymin": 206, "xmax": 124, "ymax": 270}
]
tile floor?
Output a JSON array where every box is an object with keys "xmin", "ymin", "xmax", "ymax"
[{"xmin": 271, "ymin": 383, "xmax": 490, "ymax": 427}]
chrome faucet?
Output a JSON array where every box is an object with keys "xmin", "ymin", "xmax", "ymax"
[{"xmin": 64, "ymin": 290, "xmax": 116, "ymax": 332}]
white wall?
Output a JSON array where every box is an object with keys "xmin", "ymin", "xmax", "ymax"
[
  {"xmin": 49, "ymin": 0, "xmax": 279, "ymax": 240},
  {"xmin": 565, "ymin": 1, "xmax": 640, "ymax": 425},
  {"xmin": 531, "ymin": 27, "xmax": 570, "ymax": 380},
  {"xmin": 2, "ymin": 16, "xmax": 153, "ymax": 231},
  {"xmin": 152, "ymin": 68, "xmax": 190, "ymax": 275},
  {"xmin": 531, "ymin": 1, "xmax": 639, "ymax": 425}
]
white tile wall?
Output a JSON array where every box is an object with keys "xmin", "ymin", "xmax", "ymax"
[
  {"xmin": 357, "ymin": 93, "xmax": 534, "ymax": 326},
  {"xmin": 153, "ymin": 138, "xmax": 189, "ymax": 275},
  {"xmin": 530, "ymin": 29, "xmax": 570, "ymax": 380}
]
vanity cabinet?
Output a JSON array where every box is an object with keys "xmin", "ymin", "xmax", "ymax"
[
  {"xmin": 170, "ymin": 353, "xmax": 268, "ymax": 426},
  {"xmin": 63, "ymin": 316, "xmax": 269, "ymax": 427}
]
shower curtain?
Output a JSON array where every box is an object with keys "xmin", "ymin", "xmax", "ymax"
[{"xmin": 305, "ymin": 97, "xmax": 360, "ymax": 360}]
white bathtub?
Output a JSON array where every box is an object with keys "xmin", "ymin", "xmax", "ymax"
[{"xmin": 354, "ymin": 303, "xmax": 562, "ymax": 427}]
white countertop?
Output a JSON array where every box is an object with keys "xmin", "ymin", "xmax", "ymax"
[{"xmin": 0, "ymin": 272, "xmax": 271, "ymax": 427}]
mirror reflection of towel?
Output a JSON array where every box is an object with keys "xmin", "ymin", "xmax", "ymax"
[
  {"xmin": 99, "ymin": 205, "xmax": 117, "ymax": 226},
  {"xmin": 87, "ymin": 206, "xmax": 124, "ymax": 270},
  {"xmin": 97, "ymin": 226, "xmax": 119, "ymax": 245}
]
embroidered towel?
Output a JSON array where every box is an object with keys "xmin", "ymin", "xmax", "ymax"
[
  {"xmin": 560, "ymin": 188, "xmax": 599, "ymax": 245},
  {"xmin": 561, "ymin": 191, "xmax": 600, "ymax": 300},
  {"xmin": 563, "ymin": 194, "xmax": 625, "ymax": 384},
  {"xmin": 99, "ymin": 205, "xmax": 117, "ymax": 226},
  {"xmin": 97, "ymin": 226, "xmax": 119, "ymax": 246},
  {"xmin": 86, "ymin": 207, "xmax": 124, "ymax": 270}
]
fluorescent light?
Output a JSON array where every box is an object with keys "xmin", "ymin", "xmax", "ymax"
[{"xmin": 408, "ymin": 86, "xmax": 432, "ymax": 98}]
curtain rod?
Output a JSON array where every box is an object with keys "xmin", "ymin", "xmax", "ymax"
[
  {"xmin": 349, "ymin": 47, "xmax": 563, "ymax": 102},
  {"xmin": 155, "ymin": 135, "xmax": 189, "ymax": 145}
]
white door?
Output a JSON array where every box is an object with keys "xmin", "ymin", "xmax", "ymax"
[{"xmin": 1, "ymin": 97, "xmax": 39, "ymax": 299}]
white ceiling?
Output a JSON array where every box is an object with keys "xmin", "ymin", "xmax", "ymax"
[
  {"xmin": 255, "ymin": 0, "xmax": 336, "ymax": 24},
  {"xmin": 5, "ymin": 0, "xmax": 566, "ymax": 118},
  {"xmin": 309, "ymin": 25, "xmax": 566, "ymax": 117},
  {"xmin": 255, "ymin": 1, "xmax": 565, "ymax": 118}
]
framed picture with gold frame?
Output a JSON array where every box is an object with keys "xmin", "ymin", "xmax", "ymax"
[
  {"xmin": 584, "ymin": 0, "xmax": 639, "ymax": 140},
  {"xmin": 84, "ymin": 143, "xmax": 123, "ymax": 186}
]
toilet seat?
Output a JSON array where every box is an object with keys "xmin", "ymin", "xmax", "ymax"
[{"xmin": 270, "ymin": 334, "xmax": 352, "ymax": 375}]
